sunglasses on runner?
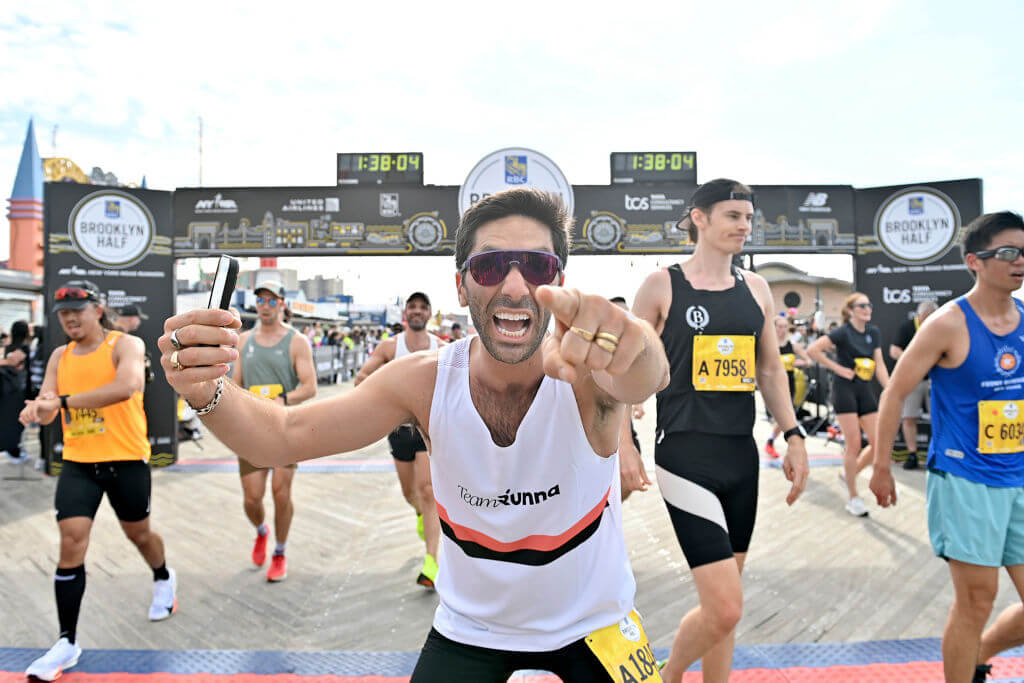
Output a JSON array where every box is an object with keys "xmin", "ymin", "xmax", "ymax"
[
  {"xmin": 975, "ymin": 246, "xmax": 1024, "ymax": 262},
  {"xmin": 853, "ymin": 302, "xmax": 873, "ymax": 309},
  {"xmin": 462, "ymin": 250, "xmax": 563, "ymax": 287},
  {"xmin": 55, "ymin": 287, "xmax": 96, "ymax": 302},
  {"xmin": 256, "ymin": 296, "xmax": 280, "ymax": 306}
]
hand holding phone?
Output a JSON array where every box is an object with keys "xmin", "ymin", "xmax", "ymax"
[{"xmin": 208, "ymin": 255, "xmax": 240, "ymax": 310}]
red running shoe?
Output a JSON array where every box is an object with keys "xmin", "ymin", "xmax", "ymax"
[
  {"xmin": 251, "ymin": 531, "xmax": 268, "ymax": 567},
  {"xmin": 267, "ymin": 554, "xmax": 287, "ymax": 582},
  {"xmin": 765, "ymin": 442, "xmax": 779, "ymax": 459}
]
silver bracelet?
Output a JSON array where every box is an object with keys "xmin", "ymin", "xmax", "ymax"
[{"xmin": 189, "ymin": 376, "xmax": 224, "ymax": 416}]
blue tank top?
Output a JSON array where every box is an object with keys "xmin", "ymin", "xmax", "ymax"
[{"xmin": 928, "ymin": 297, "xmax": 1024, "ymax": 486}]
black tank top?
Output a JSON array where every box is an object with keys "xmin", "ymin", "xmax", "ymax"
[
  {"xmin": 779, "ymin": 340, "xmax": 795, "ymax": 381},
  {"xmin": 656, "ymin": 264, "xmax": 765, "ymax": 436}
]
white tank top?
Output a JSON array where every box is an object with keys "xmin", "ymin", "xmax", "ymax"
[
  {"xmin": 395, "ymin": 331, "xmax": 438, "ymax": 359},
  {"xmin": 428, "ymin": 337, "xmax": 635, "ymax": 651}
]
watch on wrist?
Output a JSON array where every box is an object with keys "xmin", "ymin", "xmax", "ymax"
[
  {"xmin": 281, "ymin": 392, "xmax": 289, "ymax": 406},
  {"xmin": 783, "ymin": 424, "xmax": 807, "ymax": 441},
  {"xmin": 59, "ymin": 394, "xmax": 70, "ymax": 411}
]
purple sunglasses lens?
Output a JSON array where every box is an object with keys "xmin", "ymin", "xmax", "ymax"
[{"xmin": 468, "ymin": 251, "xmax": 560, "ymax": 286}]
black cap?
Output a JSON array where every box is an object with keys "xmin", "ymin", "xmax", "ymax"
[
  {"xmin": 678, "ymin": 178, "xmax": 755, "ymax": 233},
  {"xmin": 451, "ymin": 322, "xmax": 461, "ymax": 330},
  {"xmin": 406, "ymin": 291, "xmax": 431, "ymax": 307},
  {"xmin": 53, "ymin": 280, "xmax": 102, "ymax": 312},
  {"xmin": 117, "ymin": 304, "xmax": 148, "ymax": 319}
]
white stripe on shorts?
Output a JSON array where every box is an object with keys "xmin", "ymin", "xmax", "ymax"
[{"xmin": 656, "ymin": 465, "xmax": 728, "ymax": 533}]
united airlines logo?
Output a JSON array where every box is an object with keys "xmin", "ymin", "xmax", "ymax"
[
  {"xmin": 505, "ymin": 155, "xmax": 528, "ymax": 184},
  {"xmin": 104, "ymin": 200, "xmax": 120, "ymax": 218},
  {"xmin": 685, "ymin": 305, "xmax": 709, "ymax": 330},
  {"xmin": 995, "ymin": 345, "xmax": 1021, "ymax": 377}
]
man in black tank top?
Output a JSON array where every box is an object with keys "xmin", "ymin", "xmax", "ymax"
[{"xmin": 630, "ymin": 179, "xmax": 810, "ymax": 683}]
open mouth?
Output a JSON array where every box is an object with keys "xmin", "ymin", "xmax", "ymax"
[{"xmin": 493, "ymin": 311, "xmax": 532, "ymax": 340}]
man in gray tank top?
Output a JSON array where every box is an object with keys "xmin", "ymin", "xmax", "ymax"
[{"xmin": 233, "ymin": 280, "xmax": 317, "ymax": 582}]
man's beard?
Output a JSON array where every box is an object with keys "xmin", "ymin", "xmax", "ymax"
[{"xmin": 467, "ymin": 293, "xmax": 549, "ymax": 365}]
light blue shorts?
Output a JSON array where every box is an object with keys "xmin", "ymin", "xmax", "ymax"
[{"xmin": 927, "ymin": 468, "xmax": 1024, "ymax": 567}]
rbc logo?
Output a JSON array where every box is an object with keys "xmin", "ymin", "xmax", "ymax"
[
  {"xmin": 105, "ymin": 200, "xmax": 121, "ymax": 218},
  {"xmin": 505, "ymin": 156, "xmax": 528, "ymax": 184},
  {"xmin": 909, "ymin": 197, "xmax": 924, "ymax": 215}
]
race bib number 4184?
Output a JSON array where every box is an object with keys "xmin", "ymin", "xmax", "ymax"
[{"xmin": 692, "ymin": 335, "xmax": 756, "ymax": 392}]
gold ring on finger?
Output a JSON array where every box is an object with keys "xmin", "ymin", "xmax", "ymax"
[
  {"xmin": 170, "ymin": 350, "xmax": 185, "ymax": 372},
  {"xmin": 594, "ymin": 337, "xmax": 618, "ymax": 354},
  {"xmin": 595, "ymin": 331, "xmax": 620, "ymax": 345},
  {"xmin": 569, "ymin": 326, "xmax": 595, "ymax": 342}
]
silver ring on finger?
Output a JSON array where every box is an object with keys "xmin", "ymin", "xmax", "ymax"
[
  {"xmin": 170, "ymin": 350, "xmax": 185, "ymax": 372},
  {"xmin": 170, "ymin": 328, "xmax": 183, "ymax": 350}
]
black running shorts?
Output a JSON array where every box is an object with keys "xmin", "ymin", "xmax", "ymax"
[
  {"xmin": 410, "ymin": 628, "xmax": 612, "ymax": 682},
  {"xmin": 832, "ymin": 378, "xmax": 878, "ymax": 416},
  {"xmin": 388, "ymin": 425, "xmax": 427, "ymax": 463},
  {"xmin": 55, "ymin": 459, "xmax": 152, "ymax": 522},
  {"xmin": 655, "ymin": 431, "xmax": 759, "ymax": 569}
]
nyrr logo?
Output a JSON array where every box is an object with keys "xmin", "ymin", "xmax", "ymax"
[
  {"xmin": 716, "ymin": 337, "xmax": 735, "ymax": 355},
  {"xmin": 625, "ymin": 194, "xmax": 650, "ymax": 211},
  {"xmin": 505, "ymin": 155, "xmax": 528, "ymax": 184},
  {"xmin": 194, "ymin": 193, "xmax": 239, "ymax": 214},
  {"xmin": 995, "ymin": 345, "xmax": 1021, "ymax": 377},
  {"xmin": 1004, "ymin": 402, "xmax": 1020, "ymax": 420},
  {"xmin": 685, "ymin": 305, "xmax": 709, "ymax": 330}
]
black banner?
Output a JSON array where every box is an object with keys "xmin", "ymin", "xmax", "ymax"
[
  {"xmin": 854, "ymin": 179, "xmax": 983, "ymax": 366},
  {"xmin": 174, "ymin": 183, "xmax": 858, "ymax": 256},
  {"xmin": 43, "ymin": 183, "xmax": 177, "ymax": 474}
]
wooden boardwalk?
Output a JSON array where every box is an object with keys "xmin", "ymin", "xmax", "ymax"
[{"xmin": 1, "ymin": 381, "xmax": 1019, "ymax": 653}]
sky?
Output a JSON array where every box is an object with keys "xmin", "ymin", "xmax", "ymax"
[{"xmin": 2, "ymin": 1, "xmax": 1022, "ymax": 314}]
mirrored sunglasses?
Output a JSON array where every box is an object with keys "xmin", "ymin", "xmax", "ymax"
[
  {"xmin": 975, "ymin": 246, "xmax": 1024, "ymax": 262},
  {"xmin": 462, "ymin": 250, "xmax": 563, "ymax": 287},
  {"xmin": 256, "ymin": 296, "xmax": 280, "ymax": 306}
]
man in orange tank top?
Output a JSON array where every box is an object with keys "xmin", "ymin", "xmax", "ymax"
[{"xmin": 19, "ymin": 280, "xmax": 176, "ymax": 682}]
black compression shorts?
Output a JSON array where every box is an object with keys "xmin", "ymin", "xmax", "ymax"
[
  {"xmin": 655, "ymin": 431, "xmax": 759, "ymax": 568},
  {"xmin": 388, "ymin": 425, "xmax": 426, "ymax": 463},
  {"xmin": 55, "ymin": 459, "xmax": 152, "ymax": 522},
  {"xmin": 410, "ymin": 628, "xmax": 613, "ymax": 682},
  {"xmin": 833, "ymin": 378, "xmax": 878, "ymax": 416}
]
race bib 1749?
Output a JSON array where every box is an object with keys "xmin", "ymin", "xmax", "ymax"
[
  {"xmin": 585, "ymin": 610, "xmax": 662, "ymax": 683},
  {"xmin": 692, "ymin": 335, "xmax": 756, "ymax": 392}
]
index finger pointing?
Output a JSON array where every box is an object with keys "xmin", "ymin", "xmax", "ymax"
[{"xmin": 536, "ymin": 285, "xmax": 580, "ymax": 326}]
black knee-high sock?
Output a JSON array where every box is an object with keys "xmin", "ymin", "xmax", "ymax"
[{"xmin": 54, "ymin": 565, "xmax": 85, "ymax": 644}]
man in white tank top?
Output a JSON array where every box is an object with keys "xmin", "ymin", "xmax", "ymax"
[
  {"xmin": 162, "ymin": 188, "xmax": 671, "ymax": 681},
  {"xmin": 355, "ymin": 291, "xmax": 444, "ymax": 588}
]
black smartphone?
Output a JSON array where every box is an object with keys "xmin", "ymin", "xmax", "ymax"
[{"xmin": 207, "ymin": 255, "xmax": 239, "ymax": 310}]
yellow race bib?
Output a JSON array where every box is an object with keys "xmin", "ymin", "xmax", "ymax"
[
  {"xmin": 585, "ymin": 610, "xmax": 662, "ymax": 683},
  {"xmin": 693, "ymin": 335, "xmax": 756, "ymax": 391},
  {"xmin": 64, "ymin": 407, "xmax": 106, "ymax": 439},
  {"xmin": 854, "ymin": 357, "xmax": 876, "ymax": 381},
  {"xmin": 249, "ymin": 384, "xmax": 284, "ymax": 400},
  {"xmin": 781, "ymin": 353, "xmax": 796, "ymax": 372},
  {"xmin": 979, "ymin": 400, "xmax": 1024, "ymax": 454}
]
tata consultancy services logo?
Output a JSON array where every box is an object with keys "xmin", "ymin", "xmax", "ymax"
[
  {"xmin": 873, "ymin": 187, "xmax": 960, "ymax": 265},
  {"xmin": 68, "ymin": 190, "xmax": 155, "ymax": 269},
  {"xmin": 459, "ymin": 147, "xmax": 574, "ymax": 216}
]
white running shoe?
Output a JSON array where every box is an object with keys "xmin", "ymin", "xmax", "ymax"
[
  {"xmin": 845, "ymin": 496, "xmax": 869, "ymax": 517},
  {"xmin": 25, "ymin": 637, "xmax": 81, "ymax": 681},
  {"xmin": 149, "ymin": 567, "xmax": 178, "ymax": 621}
]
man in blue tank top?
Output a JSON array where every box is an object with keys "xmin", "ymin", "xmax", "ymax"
[{"xmin": 871, "ymin": 211, "xmax": 1024, "ymax": 683}]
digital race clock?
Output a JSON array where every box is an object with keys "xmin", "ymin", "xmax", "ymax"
[
  {"xmin": 610, "ymin": 152, "xmax": 697, "ymax": 184},
  {"xmin": 337, "ymin": 153, "xmax": 424, "ymax": 185}
]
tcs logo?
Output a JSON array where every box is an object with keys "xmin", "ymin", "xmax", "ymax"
[
  {"xmin": 624, "ymin": 194, "xmax": 650, "ymax": 211},
  {"xmin": 883, "ymin": 287, "xmax": 912, "ymax": 304}
]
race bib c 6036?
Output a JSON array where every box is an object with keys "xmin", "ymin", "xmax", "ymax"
[
  {"xmin": 978, "ymin": 400, "xmax": 1024, "ymax": 454},
  {"xmin": 692, "ymin": 335, "xmax": 756, "ymax": 392},
  {"xmin": 585, "ymin": 610, "xmax": 662, "ymax": 682}
]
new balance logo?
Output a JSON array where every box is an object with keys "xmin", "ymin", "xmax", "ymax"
[{"xmin": 802, "ymin": 192, "xmax": 828, "ymax": 207}]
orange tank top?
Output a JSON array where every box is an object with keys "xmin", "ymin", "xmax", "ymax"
[{"xmin": 57, "ymin": 330, "xmax": 150, "ymax": 463}]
